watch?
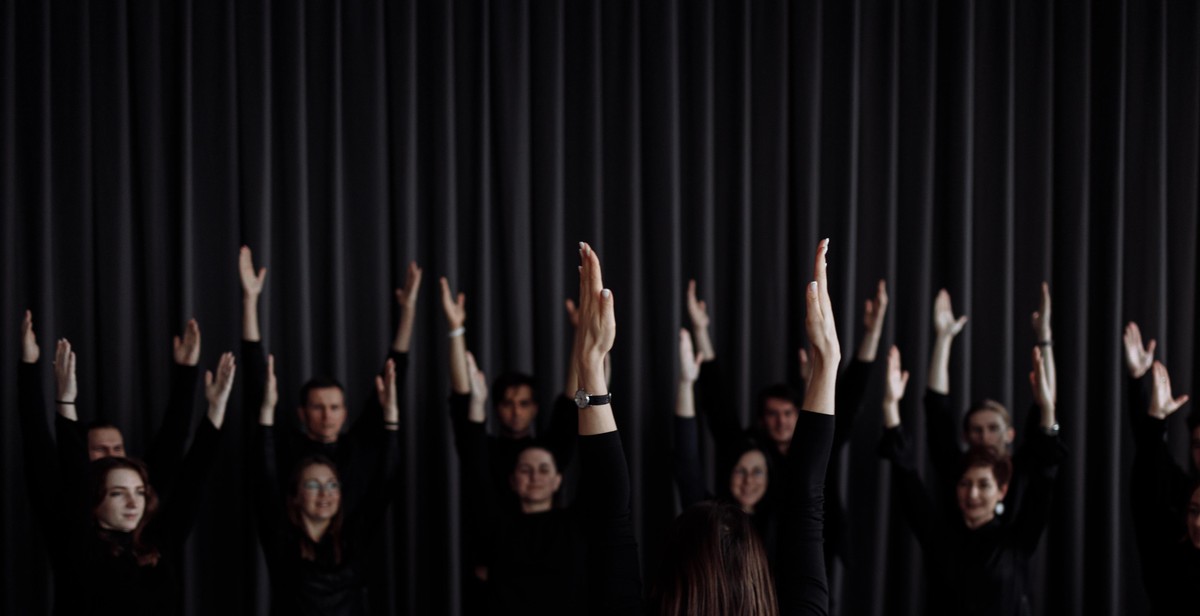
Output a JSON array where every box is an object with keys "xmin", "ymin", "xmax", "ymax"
[
  {"xmin": 1042, "ymin": 423, "xmax": 1060, "ymax": 436},
  {"xmin": 574, "ymin": 389, "xmax": 613, "ymax": 408}
]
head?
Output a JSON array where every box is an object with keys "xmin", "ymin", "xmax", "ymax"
[
  {"xmin": 287, "ymin": 456, "xmax": 345, "ymax": 562},
  {"xmin": 956, "ymin": 447, "xmax": 1012, "ymax": 530},
  {"xmin": 1187, "ymin": 411, "xmax": 1200, "ymax": 473},
  {"xmin": 510, "ymin": 446, "xmax": 562, "ymax": 513},
  {"xmin": 297, "ymin": 376, "xmax": 347, "ymax": 444},
  {"xmin": 651, "ymin": 501, "xmax": 778, "ymax": 616},
  {"xmin": 962, "ymin": 399, "xmax": 1015, "ymax": 454},
  {"xmin": 88, "ymin": 457, "xmax": 159, "ymax": 565},
  {"xmin": 728, "ymin": 447, "xmax": 769, "ymax": 513},
  {"xmin": 86, "ymin": 421, "xmax": 126, "ymax": 460},
  {"xmin": 1188, "ymin": 483, "xmax": 1200, "ymax": 551},
  {"xmin": 492, "ymin": 372, "xmax": 539, "ymax": 439},
  {"xmin": 756, "ymin": 384, "xmax": 800, "ymax": 452}
]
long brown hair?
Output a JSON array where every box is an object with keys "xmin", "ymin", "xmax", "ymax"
[
  {"xmin": 88, "ymin": 457, "xmax": 160, "ymax": 566},
  {"xmin": 651, "ymin": 501, "xmax": 778, "ymax": 616},
  {"xmin": 287, "ymin": 455, "xmax": 345, "ymax": 563}
]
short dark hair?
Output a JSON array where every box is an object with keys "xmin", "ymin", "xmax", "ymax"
[
  {"xmin": 298, "ymin": 376, "xmax": 345, "ymax": 408},
  {"xmin": 755, "ymin": 383, "xmax": 799, "ymax": 419},
  {"xmin": 960, "ymin": 446, "xmax": 1013, "ymax": 488},
  {"xmin": 963, "ymin": 399, "xmax": 1013, "ymax": 433},
  {"xmin": 492, "ymin": 372, "xmax": 538, "ymax": 401},
  {"xmin": 511, "ymin": 441, "xmax": 560, "ymax": 474},
  {"xmin": 85, "ymin": 420, "xmax": 122, "ymax": 434}
]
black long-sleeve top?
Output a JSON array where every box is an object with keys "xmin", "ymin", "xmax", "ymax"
[
  {"xmin": 18, "ymin": 360, "xmax": 216, "ymax": 616},
  {"xmin": 454, "ymin": 393, "xmax": 587, "ymax": 615},
  {"xmin": 255, "ymin": 422, "xmax": 401, "ymax": 616},
  {"xmin": 880, "ymin": 423, "xmax": 1064, "ymax": 616},
  {"xmin": 1126, "ymin": 373, "xmax": 1200, "ymax": 615}
]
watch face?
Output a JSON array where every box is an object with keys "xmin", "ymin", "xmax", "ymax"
[{"xmin": 574, "ymin": 389, "xmax": 590, "ymax": 408}]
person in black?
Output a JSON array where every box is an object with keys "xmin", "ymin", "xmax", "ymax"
[
  {"xmin": 880, "ymin": 344, "xmax": 1063, "ymax": 616},
  {"xmin": 575, "ymin": 239, "xmax": 839, "ymax": 615},
  {"xmin": 18, "ymin": 312, "xmax": 237, "ymax": 615},
  {"xmin": 685, "ymin": 277, "xmax": 885, "ymax": 583},
  {"xmin": 1123, "ymin": 322, "xmax": 1200, "ymax": 615},
  {"xmin": 254, "ymin": 352, "xmax": 403, "ymax": 615}
]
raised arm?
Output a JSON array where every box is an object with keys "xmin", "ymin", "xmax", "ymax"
[
  {"xmin": 392, "ymin": 261, "xmax": 423, "ymax": 353},
  {"xmin": 857, "ymin": 279, "xmax": 888, "ymax": 362},
  {"xmin": 882, "ymin": 346, "xmax": 909, "ymax": 430},
  {"xmin": 687, "ymin": 279, "xmax": 716, "ymax": 361},
  {"xmin": 673, "ymin": 328, "xmax": 707, "ymax": 508},
  {"xmin": 17, "ymin": 312, "xmax": 65, "ymax": 529},
  {"xmin": 832, "ymin": 280, "xmax": 889, "ymax": 449},
  {"xmin": 1031, "ymin": 282, "xmax": 1056, "ymax": 400},
  {"xmin": 53, "ymin": 337, "xmax": 79, "ymax": 422},
  {"xmin": 147, "ymin": 320, "xmax": 202, "ymax": 490},
  {"xmin": 687, "ymin": 281, "xmax": 742, "ymax": 459},
  {"xmin": 777, "ymin": 239, "xmax": 840, "ymax": 616},
  {"xmin": 440, "ymin": 277, "xmax": 470, "ymax": 395},
  {"xmin": 239, "ymin": 246, "xmax": 267, "ymax": 343},
  {"xmin": 1013, "ymin": 346, "xmax": 1066, "ymax": 553},
  {"xmin": 927, "ymin": 289, "xmax": 967, "ymax": 395}
]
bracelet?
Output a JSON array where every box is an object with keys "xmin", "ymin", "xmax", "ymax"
[
  {"xmin": 448, "ymin": 326, "xmax": 466, "ymax": 338},
  {"xmin": 1037, "ymin": 340, "xmax": 1053, "ymax": 347},
  {"xmin": 383, "ymin": 421, "xmax": 400, "ymax": 426},
  {"xmin": 55, "ymin": 400, "xmax": 76, "ymax": 405}
]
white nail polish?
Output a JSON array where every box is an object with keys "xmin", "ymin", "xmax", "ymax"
[{"xmin": 602, "ymin": 289, "xmax": 611, "ymax": 298}]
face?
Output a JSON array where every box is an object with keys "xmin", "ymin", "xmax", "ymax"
[
  {"xmin": 510, "ymin": 448, "xmax": 561, "ymax": 508},
  {"xmin": 1190, "ymin": 426, "xmax": 1200, "ymax": 473},
  {"xmin": 496, "ymin": 385, "xmax": 538, "ymax": 438},
  {"xmin": 729, "ymin": 450, "xmax": 768, "ymax": 512},
  {"xmin": 296, "ymin": 464, "xmax": 341, "ymax": 523},
  {"xmin": 965, "ymin": 410, "xmax": 1014, "ymax": 454},
  {"xmin": 957, "ymin": 465, "xmax": 1008, "ymax": 529},
  {"xmin": 298, "ymin": 387, "xmax": 347, "ymax": 444},
  {"xmin": 761, "ymin": 397, "xmax": 798, "ymax": 449},
  {"xmin": 1188, "ymin": 486, "xmax": 1200, "ymax": 550},
  {"xmin": 95, "ymin": 468, "xmax": 146, "ymax": 532},
  {"xmin": 87, "ymin": 427, "xmax": 126, "ymax": 461}
]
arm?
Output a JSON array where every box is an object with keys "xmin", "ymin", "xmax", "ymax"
[
  {"xmin": 831, "ymin": 281, "xmax": 888, "ymax": 449},
  {"xmin": 926, "ymin": 289, "xmax": 967, "ymax": 395},
  {"xmin": 392, "ymin": 261, "xmax": 423, "ymax": 353},
  {"xmin": 17, "ymin": 312, "xmax": 64, "ymax": 528},
  {"xmin": 686, "ymin": 281, "xmax": 743, "ymax": 458},
  {"xmin": 1123, "ymin": 322, "xmax": 1157, "ymax": 442},
  {"xmin": 239, "ymin": 245, "xmax": 267, "ymax": 343},
  {"xmin": 146, "ymin": 320, "xmax": 201, "ymax": 493},
  {"xmin": 440, "ymin": 276, "xmax": 470, "ymax": 396},
  {"xmin": 672, "ymin": 328, "xmax": 707, "ymax": 508},
  {"xmin": 776, "ymin": 239, "xmax": 840, "ymax": 616},
  {"xmin": 1012, "ymin": 345, "xmax": 1066, "ymax": 552},
  {"xmin": 349, "ymin": 360, "xmax": 405, "ymax": 535}
]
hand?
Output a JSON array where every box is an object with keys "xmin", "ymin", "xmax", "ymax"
[
  {"xmin": 1122, "ymin": 322, "xmax": 1155, "ymax": 379},
  {"xmin": 395, "ymin": 261, "xmax": 424, "ymax": 311},
  {"xmin": 933, "ymin": 289, "xmax": 968, "ymax": 340},
  {"xmin": 678, "ymin": 329, "xmax": 702, "ymax": 384},
  {"xmin": 21, "ymin": 310, "xmax": 39, "ymax": 363},
  {"xmin": 1148, "ymin": 361, "xmax": 1189, "ymax": 420},
  {"xmin": 574, "ymin": 243, "xmax": 615, "ymax": 372},
  {"xmin": 205, "ymin": 352, "xmax": 237, "ymax": 409},
  {"xmin": 439, "ymin": 277, "xmax": 466, "ymax": 330},
  {"xmin": 54, "ymin": 339, "xmax": 78, "ymax": 403},
  {"xmin": 375, "ymin": 358, "xmax": 399, "ymax": 425},
  {"xmin": 565, "ymin": 298, "xmax": 579, "ymax": 328},
  {"xmin": 884, "ymin": 345, "xmax": 909, "ymax": 404},
  {"xmin": 263, "ymin": 354, "xmax": 278, "ymax": 409},
  {"xmin": 797, "ymin": 347, "xmax": 812, "ymax": 389},
  {"xmin": 863, "ymin": 279, "xmax": 889, "ymax": 334},
  {"xmin": 239, "ymin": 246, "xmax": 268, "ymax": 298},
  {"xmin": 172, "ymin": 319, "xmax": 201, "ymax": 366},
  {"xmin": 686, "ymin": 280, "xmax": 710, "ymax": 329},
  {"xmin": 1031, "ymin": 282, "xmax": 1052, "ymax": 340},
  {"xmin": 465, "ymin": 351, "xmax": 489, "ymax": 408},
  {"xmin": 1029, "ymin": 346, "xmax": 1055, "ymax": 412},
  {"xmin": 803, "ymin": 239, "xmax": 841, "ymax": 415}
]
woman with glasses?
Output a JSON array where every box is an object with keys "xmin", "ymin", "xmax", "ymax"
[{"xmin": 254, "ymin": 355, "xmax": 402, "ymax": 615}]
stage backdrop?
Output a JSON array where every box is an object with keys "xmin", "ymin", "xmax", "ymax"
[{"xmin": 3, "ymin": 0, "xmax": 1199, "ymax": 614}]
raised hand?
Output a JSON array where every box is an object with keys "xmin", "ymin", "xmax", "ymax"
[
  {"xmin": 21, "ymin": 310, "xmax": 39, "ymax": 363},
  {"xmin": 392, "ymin": 261, "xmax": 424, "ymax": 352},
  {"xmin": 375, "ymin": 358, "xmax": 400, "ymax": 428},
  {"xmin": 439, "ymin": 277, "xmax": 466, "ymax": 330},
  {"xmin": 1031, "ymin": 282, "xmax": 1052, "ymax": 341},
  {"xmin": 239, "ymin": 246, "xmax": 268, "ymax": 298},
  {"xmin": 1029, "ymin": 347, "xmax": 1056, "ymax": 427},
  {"xmin": 882, "ymin": 345, "xmax": 908, "ymax": 428},
  {"xmin": 933, "ymin": 289, "xmax": 968, "ymax": 340},
  {"xmin": 678, "ymin": 329, "xmax": 702, "ymax": 384},
  {"xmin": 204, "ymin": 352, "xmax": 237, "ymax": 429},
  {"xmin": 172, "ymin": 319, "xmax": 201, "ymax": 366},
  {"xmin": 259, "ymin": 354, "xmax": 278, "ymax": 426},
  {"xmin": 54, "ymin": 338, "xmax": 78, "ymax": 402},
  {"xmin": 1122, "ymin": 322, "xmax": 1155, "ymax": 379},
  {"xmin": 1148, "ymin": 361, "xmax": 1189, "ymax": 420},
  {"xmin": 465, "ymin": 351, "xmax": 489, "ymax": 423},
  {"xmin": 857, "ymin": 280, "xmax": 889, "ymax": 362},
  {"xmin": 574, "ymin": 242, "xmax": 617, "ymax": 435},
  {"xmin": 802, "ymin": 239, "xmax": 841, "ymax": 415},
  {"xmin": 686, "ymin": 280, "xmax": 716, "ymax": 361}
]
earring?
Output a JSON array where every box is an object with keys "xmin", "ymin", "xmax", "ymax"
[{"xmin": 995, "ymin": 501, "xmax": 1005, "ymax": 516}]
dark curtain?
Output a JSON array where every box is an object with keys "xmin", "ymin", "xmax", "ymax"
[{"xmin": 2, "ymin": 0, "xmax": 1198, "ymax": 614}]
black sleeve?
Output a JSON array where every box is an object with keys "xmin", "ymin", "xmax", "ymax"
[
  {"xmin": 145, "ymin": 363, "xmax": 199, "ymax": 496},
  {"xmin": 832, "ymin": 358, "xmax": 874, "ymax": 450},
  {"xmin": 451, "ymin": 393, "xmax": 496, "ymax": 565},
  {"xmin": 254, "ymin": 423, "xmax": 287, "ymax": 567},
  {"xmin": 694, "ymin": 358, "xmax": 744, "ymax": 462},
  {"xmin": 923, "ymin": 390, "xmax": 961, "ymax": 494},
  {"xmin": 17, "ymin": 363, "xmax": 63, "ymax": 531},
  {"xmin": 775, "ymin": 411, "xmax": 834, "ymax": 616},
  {"xmin": 577, "ymin": 431, "xmax": 642, "ymax": 615},
  {"xmin": 877, "ymin": 425, "xmax": 940, "ymax": 552},
  {"xmin": 240, "ymin": 339, "xmax": 268, "ymax": 431},
  {"xmin": 346, "ymin": 349, "xmax": 410, "ymax": 449},
  {"xmin": 54, "ymin": 413, "xmax": 90, "ymax": 506},
  {"xmin": 1012, "ymin": 430, "xmax": 1065, "ymax": 553},
  {"xmin": 544, "ymin": 394, "xmax": 580, "ymax": 471},
  {"xmin": 347, "ymin": 428, "xmax": 403, "ymax": 543},
  {"xmin": 672, "ymin": 415, "xmax": 708, "ymax": 508},
  {"xmin": 152, "ymin": 418, "xmax": 223, "ymax": 553}
]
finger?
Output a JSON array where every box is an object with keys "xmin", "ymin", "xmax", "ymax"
[
  {"xmin": 798, "ymin": 347, "xmax": 809, "ymax": 364},
  {"xmin": 456, "ymin": 292, "xmax": 466, "ymax": 311},
  {"xmin": 257, "ymin": 267, "xmax": 268, "ymax": 285},
  {"xmin": 439, "ymin": 277, "xmax": 452, "ymax": 303},
  {"xmin": 814, "ymin": 239, "xmax": 830, "ymax": 306},
  {"xmin": 68, "ymin": 350, "xmax": 76, "ymax": 377},
  {"xmin": 267, "ymin": 354, "xmax": 275, "ymax": 377},
  {"xmin": 1146, "ymin": 339, "xmax": 1157, "ymax": 357},
  {"xmin": 806, "ymin": 280, "xmax": 822, "ymax": 324},
  {"xmin": 580, "ymin": 242, "xmax": 604, "ymax": 296},
  {"xmin": 465, "ymin": 350, "xmax": 478, "ymax": 372},
  {"xmin": 687, "ymin": 279, "xmax": 697, "ymax": 303},
  {"xmin": 877, "ymin": 279, "xmax": 888, "ymax": 303},
  {"xmin": 173, "ymin": 335, "xmax": 182, "ymax": 351},
  {"xmin": 955, "ymin": 316, "xmax": 969, "ymax": 330},
  {"xmin": 564, "ymin": 298, "xmax": 577, "ymax": 316},
  {"xmin": 205, "ymin": 370, "xmax": 214, "ymax": 387},
  {"xmin": 900, "ymin": 370, "xmax": 910, "ymax": 388},
  {"xmin": 375, "ymin": 375, "xmax": 385, "ymax": 396},
  {"xmin": 1173, "ymin": 394, "xmax": 1190, "ymax": 409}
]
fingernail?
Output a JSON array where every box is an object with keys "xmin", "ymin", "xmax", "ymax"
[
  {"xmin": 579, "ymin": 241, "xmax": 585, "ymax": 250},
  {"xmin": 810, "ymin": 281, "xmax": 818, "ymax": 293},
  {"xmin": 602, "ymin": 289, "xmax": 611, "ymax": 298}
]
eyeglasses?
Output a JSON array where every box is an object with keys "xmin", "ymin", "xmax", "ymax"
[{"xmin": 302, "ymin": 480, "xmax": 341, "ymax": 493}]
